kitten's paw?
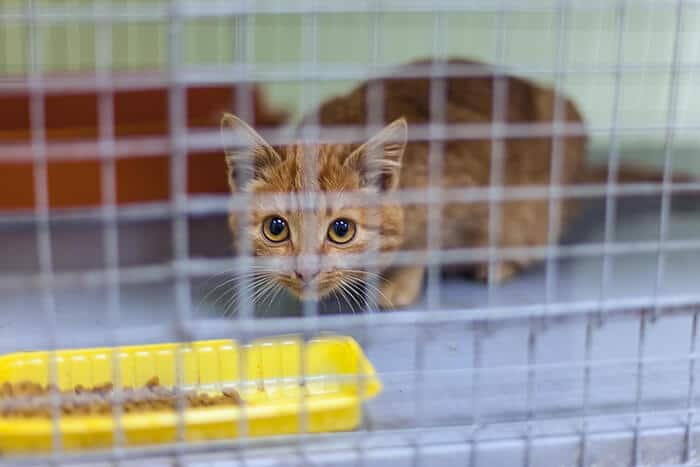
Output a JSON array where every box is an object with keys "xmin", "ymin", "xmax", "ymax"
[
  {"xmin": 474, "ymin": 262, "xmax": 521, "ymax": 283},
  {"xmin": 377, "ymin": 266, "xmax": 425, "ymax": 310},
  {"xmin": 378, "ymin": 280, "xmax": 420, "ymax": 309}
]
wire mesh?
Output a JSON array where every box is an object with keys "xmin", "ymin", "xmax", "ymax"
[{"xmin": 0, "ymin": 0, "xmax": 699, "ymax": 466}]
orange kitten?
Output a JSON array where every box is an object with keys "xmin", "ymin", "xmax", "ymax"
[{"xmin": 223, "ymin": 58, "xmax": 689, "ymax": 310}]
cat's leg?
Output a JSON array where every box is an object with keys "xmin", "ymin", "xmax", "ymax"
[
  {"xmin": 377, "ymin": 266, "xmax": 425, "ymax": 309},
  {"xmin": 473, "ymin": 261, "xmax": 523, "ymax": 283},
  {"xmin": 470, "ymin": 178, "xmax": 584, "ymax": 283},
  {"xmin": 471, "ymin": 200, "xmax": 548, "ymax": 283}
]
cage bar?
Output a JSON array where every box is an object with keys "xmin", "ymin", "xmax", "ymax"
[{"xmin": 0, "ymin": 0, "xmax": 698, "ymax": 465}]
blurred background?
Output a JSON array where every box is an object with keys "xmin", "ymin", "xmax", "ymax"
[{"xmin": 2, "ymin": 0, "xmax": 699, "ymax": 169}]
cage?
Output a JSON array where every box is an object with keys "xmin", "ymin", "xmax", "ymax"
[{"xmin": 1, "ymin": 0, "xmax": 700, "ymax": 465}]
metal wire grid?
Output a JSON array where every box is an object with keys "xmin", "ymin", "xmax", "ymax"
[{"xmin": 0, "ymin": 0, "xmax": 699, "ymax": 465}]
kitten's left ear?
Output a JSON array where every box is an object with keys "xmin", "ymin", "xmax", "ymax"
[
  {"xmin": 344, "ymin": 117, "xmax": 407, "ymax": 191},
  {"xmin": 221, "ymin": 113, "xmax": 282, "ymax": 189}
]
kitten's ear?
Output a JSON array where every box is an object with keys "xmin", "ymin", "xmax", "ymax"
[
  {"xmin": 221, "ymin": 113, "xmax": 282, "ymax": 189},
  {"xmin": 344, "ymin": 117, "xmax": 407, "ymax": 191}
]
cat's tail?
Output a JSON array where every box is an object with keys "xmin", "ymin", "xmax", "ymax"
[
  {"xmin": 580, "ymin": 164, "xmax": 699, "ymax": 210},
  {"xmin": 582, "ymin": 164, "xmax": 695, "ymax": 185}
]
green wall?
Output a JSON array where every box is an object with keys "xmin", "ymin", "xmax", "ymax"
[{"xmin": 2, "ymin": 0, "xmax": 698, "ymax": 171}]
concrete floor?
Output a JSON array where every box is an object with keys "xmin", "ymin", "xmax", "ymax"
[{"xmin": 1, "ymin": 193, "xmax": 699, "ymax": 466}]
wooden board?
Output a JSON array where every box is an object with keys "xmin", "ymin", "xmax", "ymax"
[{"xmin": 0, "ymin": 74, "xmax": 287, "ymax": 210}]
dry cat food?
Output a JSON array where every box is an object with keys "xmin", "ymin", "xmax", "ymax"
[{"xmin": 0, "ymin": 377, "xmax": 243, "ymax": 418}]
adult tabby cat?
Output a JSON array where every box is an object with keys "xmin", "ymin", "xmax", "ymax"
[{"xmin": 222, "ymin": 58, "xmax": 687, "ymax": 310}]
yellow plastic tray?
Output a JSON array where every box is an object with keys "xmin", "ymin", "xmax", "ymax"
[{"xmin": 0, "ymin": 334, "xmax": 381, "ymax": 454}]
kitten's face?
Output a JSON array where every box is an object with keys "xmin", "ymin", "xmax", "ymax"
[{"xmin": 222, "ymin": 114, "xmax": 407, "ymax": 302}]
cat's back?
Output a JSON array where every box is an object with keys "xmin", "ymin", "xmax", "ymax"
[
  {"xmin": 306, "ymin": 58, "xmax": 587, "ymax": 190},
  {"xmin": 311, "ymin": 58, "xmax": 584, "ymax": 130}
]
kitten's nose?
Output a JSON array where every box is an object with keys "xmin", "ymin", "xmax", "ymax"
[{"xmin": 295, "ymin": 268, "xmax": 320, "ymax": 284}]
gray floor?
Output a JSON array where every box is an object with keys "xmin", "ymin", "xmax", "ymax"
[
  {"xmin": 1, "ymin": 194, "xmax": 699, "ymax": 466},
  {"xmin": 1, "ymin": 194, "xmax": 699, "ymax": 341}
]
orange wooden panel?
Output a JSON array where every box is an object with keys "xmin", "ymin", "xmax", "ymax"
[{"xmin": 0, "ymin": 75, "xmax": 287, "ymax": 211}]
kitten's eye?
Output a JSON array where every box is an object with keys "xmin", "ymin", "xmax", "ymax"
[
  {"xmin": 263, "ymin": 216, "xmax": 289, "ymax": 242},
  {"xmin": 327, "ymin": 218, "xmax": 356, "ymax": 244}
]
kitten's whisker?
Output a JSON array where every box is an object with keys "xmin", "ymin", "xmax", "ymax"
[
  {"xmin": 262, "ymin": 283, "xmax": 285, "ymax": 314},
  {"xmin": 342, "ymin": 280, "xmax": 364, "ymax": 311},
  {"xmin": 246, "ymin": 285, "xmax": 270, "ymax": 307},
  {"xmin": 331, "ymin": 290, "xmax": 342, "ymax": 313},
  {"xmin": 222, "ymin": 293, "xmax": 239, "ymax": 318},
  {"xmin": 196, "ymin": 274, "xmax": 236, "ymax": 310},
  {"xmin": 351, "ymin": 278, "xmax": 384, "ymax": 303},
  {"xmin": 344, "ymin": 269, "xmax": 389, "ymax": 284},
  {"xmin": 344, "ymin": 279, "xmax": 374, "ymax": 312},
  {"xmin": 200, "ymin": 270, "xmax": 268, "ymax": 304},
  {"xmin": 335, "ymin": 281, "xmax": 356, "ymax": 314},
  {"xmin": 219, "ymin": 273, "xmax": 276, "ymax": 316},
  {"xmin": 256, "ymin": 287, "xmax": 281, "ymax": 313},
  {"xmin": 248, "ymin": 279, "xmax": 280, "ymax": 308},
  {"xmin": 200, "ymin": 275, "xmax": 246, "ymax": 305},
  {"xmin": 345, "ymin": 275, "xmax": 388, "ymax": 312},
  {"xmin": 199, "ymin": 265, "xmax": 267, "ymax": 294},
  {"xmin": 338, "ymin": 281, "xmax": 354, "ymax": 313},
  {"xmin": 211, "ymin": 274, "xmax": 270, "ymax": 310},
  {"xmin": 338, "ymin": 279, "xmax": 364, "ymax": 313}
]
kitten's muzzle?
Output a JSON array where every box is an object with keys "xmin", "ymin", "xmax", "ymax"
[{"xmin": 294, "ymin": 268, "xmax": 320, "ymax": 285}]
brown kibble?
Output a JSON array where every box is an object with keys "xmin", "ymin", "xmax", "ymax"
[
  {"xmin": 150, "ymin": 400, "xmax": 164, "ymax": 410},
  {"xmin": 0, "ymin": 378, "xmax": 251, "ymax": 417},
  {"xmin": 19, "ymin": 381, "xmax": 44, "ymax": 397},
  {"xmin": 215, "ymin": 396, "xmax": 232, "ymax": 406},
  {"xmin": 95, "ymin": 382, "xmax": 113, "ymax": 394},
  {"xmin": 16, "ymin": 382, "xmax": 32, "ymax": 392},
  {"xmin": 222, "ymin": 388, "xmax": 243, "ymax": 405},
  {"xmin": 1, "ymin": 382, "xmax": 13, "ymax": 396},
  {"xmin": 145, "ymin": 376, "xmax": 159, "ymax": 388}
]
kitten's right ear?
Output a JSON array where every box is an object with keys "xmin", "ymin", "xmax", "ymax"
[
  {"xmin": 221, "ymin": 113, "xmax": 282, "ymax": 189},
  {"xmin": 344, "ymin": 117, "xmax": 407, "ymax": 191}
]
